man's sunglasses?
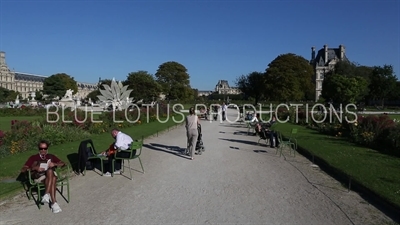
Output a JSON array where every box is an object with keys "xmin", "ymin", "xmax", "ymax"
[{"xmin": 39, "ymin": 148, "xmax": 48, "ymax": 150}]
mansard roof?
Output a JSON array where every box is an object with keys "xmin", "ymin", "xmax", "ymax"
[
  {"xmin": 14, "ymin": 72, "xmax": 47, "ymax": 82},
  {"xmin": 311, "ymin": 48, "xmax": 349, "ymax": 67}
]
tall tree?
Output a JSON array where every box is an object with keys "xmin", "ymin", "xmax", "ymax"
[
  {"xmin": 0, "ymin": 87, "xmax": 18, "ymax": 102},
  {"xmin": 368, "ymin": 65, "xmax": 398, "ymax": 107},
  {"xmin": 236, "ymin": 71, "xmax": 265, "ymax": 105},
  {"xmin": 155, "ymin": 61, "xmax": 192, "ymax": 100},
  {"xmin": 264, "ymin": 53, "xmax": 314, "ymax": 101},
  {"xmin": 43, "ymin": 73, "xmax": 77, "ymax": 99},
  {"xmin": 321, "ymin": 74, "xmax": 368, "ymax": 104},
  {"xmin": 123, "ymin": 70, "xmax": 161, "ymax": 101}
]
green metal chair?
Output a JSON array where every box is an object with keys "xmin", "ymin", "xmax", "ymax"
[
  {"xmin": 276, "ymin": 129, "xmax": 297, "ymax": 157},
  {"xmin": 111, "ymin": 137, "xmax": 144, "ymax": 180},
  {"xmin": 84, "ymin": 144, "xmax": 106, "ymax": 176},
  {"xmin": 27, "ymin": 164, "xmax": 71, "ymax": 209},
  {"xmin": 287, "ymin": 128, "xmax": 298, "ymax": 156}
]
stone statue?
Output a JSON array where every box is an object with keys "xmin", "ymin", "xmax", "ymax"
[
  {"xmin": 16, "ymin": 95, "xmax": 19, "ymax": 100},
  {"xmin": 64, "ymin": 89, "xmax": 73, "ymax": 100}
]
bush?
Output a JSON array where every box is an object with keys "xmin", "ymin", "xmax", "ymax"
[{"xmin": 0, "ymin": 119, "xmax": 90, "ymax": 158}]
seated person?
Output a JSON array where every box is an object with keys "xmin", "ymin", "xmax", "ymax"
[
  {"xmin": 269, "ymin": 115, "xmax": 280, "ymax": 148},
  {"xmin": 21, "ymin": 140, "xmax": 65, "ymax": 214},
  {"xmin": 101, "ymin": 128, "xmax": 134, "ymax": 176},
  {"xmin": 250, "ymin": 113, "xmax": 260, "ymax": 123}
]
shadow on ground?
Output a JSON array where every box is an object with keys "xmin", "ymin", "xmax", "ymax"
[
  {"xmin": 144, "ymin": 143, "xmax": 188, "ymax": 159},
  {"xmin": 219, "ymin": 138, "xmax": 259, "ymax": 146}
]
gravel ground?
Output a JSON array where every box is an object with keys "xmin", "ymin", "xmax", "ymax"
[{"xmin": 0, "ymin": 109, "xmax": 396, "ymax": 225}]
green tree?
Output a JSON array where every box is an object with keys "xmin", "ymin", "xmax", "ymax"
[
  {"xmin": 0, "ymin": 87, "xmax": 19, "ymax": 102},
  {"xmin": 155, "ymin": 61, "xmax": 192, "ymax": 100},
  {"xmin": 264, "ymin": 53, "xmax": 315, "ymax": 101},
  {"xmin": 321, "ymin": 74, "xmax": 368, "ymax": 104},
  {"xmin": 326, "ymin": 61, "xmax": 373, "ymax": 104},
  {"xmin": 236, "ymin": 71, "xmax": 265, "ymax": 105},
  {"xmin": 368, "ymin": 65, "xmax": 397, "ymax": 107},
  {"xmin": 34, "ymin": 90, "xmax": 43, "ymax": 101},
  {"xmin": 43, "ymin": 73, "xmax": 78, "ymax": 99},
  {"xmin": 123, "ymin": 71, "xmax": 162, "ymax": 101},
  {"xmin": 388, "ymin": 81, "xmax": 400, "ymax": 100}
]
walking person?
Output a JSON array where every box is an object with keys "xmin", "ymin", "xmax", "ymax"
[
  {"xmin": 221, "ymin": 102, "xmax": 227, "ymax": 121},
  {"xmin": 185, "ymin": 107, "xmax": 199, "ymax": 160}
]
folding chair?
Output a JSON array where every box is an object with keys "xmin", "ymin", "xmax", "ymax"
[
  {"xmin": 111, "ymin": 137, "xmax": 144, "ymax": 180},
  {"xmin": 78, "ymin": 139, "xmax": 106, "ymax": 176},
  {"xmin": 276, "ymin": 130, "xmax": 297, "ymax": 157},
  {"xmin": 27, "ymin": 165, "xmax": 71, "ymax": 209}
]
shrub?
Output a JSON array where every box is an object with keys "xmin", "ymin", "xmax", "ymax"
[{"xmin": 0, "ymin": 119, "xmax": 90, "ymax": 158}]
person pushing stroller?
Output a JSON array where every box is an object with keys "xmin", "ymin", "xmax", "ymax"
[{"xmin": 185, "ymin": 107, "xmax": 199, "ymax": 160}]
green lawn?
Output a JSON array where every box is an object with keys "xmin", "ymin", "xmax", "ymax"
[
  {"xmin": 0, "ymin": 117, "xmax": 184, "ymax": 200},
  {"xmin": 275, "ymin": 123, "xmax": 400, "ymax": 209},
  {"xmin": 0, "ymin": 116, "xmax": 43, "ymax": 131}
]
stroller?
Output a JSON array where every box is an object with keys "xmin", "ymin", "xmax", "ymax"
[
  {"xmin": 195, "ymin": 123, "xmax": 205, "ymax": 155},
  {"xmin": 185, "ymin": 124, "xmax": 205, "ymax": 156}
]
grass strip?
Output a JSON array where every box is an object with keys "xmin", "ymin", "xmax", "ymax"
[{"xmin": 275, "ymin": 123, "xmax": 400, "ymax": 212}]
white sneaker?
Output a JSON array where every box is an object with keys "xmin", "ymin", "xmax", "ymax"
[
  {"xmin": 51, "ymin": 202, "xmax": 62, "ymax": 213},
  {"xmin": 41, "ymin": 193, "xmax": 50, "ymax": 204},
  {"xmin": 103, "ymin": 172, "xmax": 112, "ymax": 177},
  {"xmin": 114, "ymin": 170, "xmax": 121, "ymax": 175}
]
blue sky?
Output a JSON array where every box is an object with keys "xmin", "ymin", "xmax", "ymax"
[{"xmin": 0, "ymin": 0, "xmax": 399, "ymax": 90}]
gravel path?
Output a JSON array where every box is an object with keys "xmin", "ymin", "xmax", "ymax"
[{"xmin": 0, "ymin": 109, "xmax": 395, "ymax": 224}]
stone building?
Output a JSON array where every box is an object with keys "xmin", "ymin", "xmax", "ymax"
[
  {"xmin": 215, "ymin": 80, "xmax": 241, "ymax": 94},
  {"xmin": 0, "ymin": 51, "xmax": 97, "ymax": 99},
  {"xmin": 310, "ymin": 45, "xmax": 349, "ymax": 101}
]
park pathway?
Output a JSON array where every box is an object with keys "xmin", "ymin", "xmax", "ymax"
[{"xmin": 0, "ymin": 109, "xmax": 394, "ymax": 224}]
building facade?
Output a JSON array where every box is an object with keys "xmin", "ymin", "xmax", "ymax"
[
  {"xmin": 0, "ymin": 51, "xmax": 97, "ymax": 99},
  {"xmin": 215, "ymin": 80, "xmax": 241, "ymax": 95},
  {"xmin": 310, "ymin": 45, "xmax": 348, "ymax": 101}
]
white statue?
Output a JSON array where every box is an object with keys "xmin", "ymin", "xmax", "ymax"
[
  {"xmin": 16, "ymin": 95, "xmax": 19, "ymax": 100},
  {"xmin": 64, "ymin": 89, "xmax": 73, "ymax": 100}
]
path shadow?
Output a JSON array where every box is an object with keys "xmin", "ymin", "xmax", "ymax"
[
  {"xmin": 253, "ymin": 149, "xmax": 281, "ymax": 158},
  {"xmin": 219, "ymin": 138, "xmax": 258, "ymax": 146},
  {"xmin": 144, "ymin": 143, "xmax": 188, "ymax": 159},
  {"xmin": 233, "ymin": 131, "xmax": 252, "ymax": 136},
  {"xmin": 220, "ymin": 124, "xmax": 245, "ymax": 128}
]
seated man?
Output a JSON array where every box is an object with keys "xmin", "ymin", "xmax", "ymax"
[
  {"xmin": 21, "ymin": 140, "xmax": 65, "ymax": 213},
  {"xmin": 101, "ymin": 128, "xmax": 134, "ymax": 176}
]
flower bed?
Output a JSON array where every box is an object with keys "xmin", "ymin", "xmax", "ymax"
[
  {"xmin": 0, "ymin": 104, "xmax": 174, "ymax": 158},
  {"xmin": 286, "ymin": 109, "xmax": 400, "ymax": 157}
]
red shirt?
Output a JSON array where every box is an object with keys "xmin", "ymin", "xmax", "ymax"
[{"xmin": 24, "ymin": 154, "xmax": 62, "ymax": 168}]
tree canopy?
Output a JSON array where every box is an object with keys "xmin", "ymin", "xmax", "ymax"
[
  {"xmin": 368, "ymin": 65, "xmax": 398, "ymax": 106},
  {"xmin": 123, "ymin": 70, "xmax": 161, "ymax": 101},
  {"xmin": 43, "ymin": 73, "xmax": 77, "ymax": 99},
  {"xmin": 264, "ymin": 53, "xmax": 315, "ymax": 101},
  {"xmin": 321, "ymin": 74, "xmax": 368, "ymax": 104},
  {"xmin": 0, "ymin": 87, "xmax": 18, "ymax": 102},
  {"xmin": 236, "ymin": 71, "xmax": 265, "ymax": 105},
  {"xmin": 155, "ymin": 61, "xmax": 192, "ymax": 100}
]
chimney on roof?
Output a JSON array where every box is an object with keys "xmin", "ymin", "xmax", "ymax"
[
  {"xmin": 311, "ymin": 47, "xmax": 316, "ymax": 61},
  {"xmin": 0, "ymin": 51, "xmax": 5, "ymax": 65},
  {"xmin": 339, "ymin": 44, "xmax": 345, "ymax": 60},
  {"xmin": 324, "ymin": 45, "xmax": 328, "ymax": 64}
]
